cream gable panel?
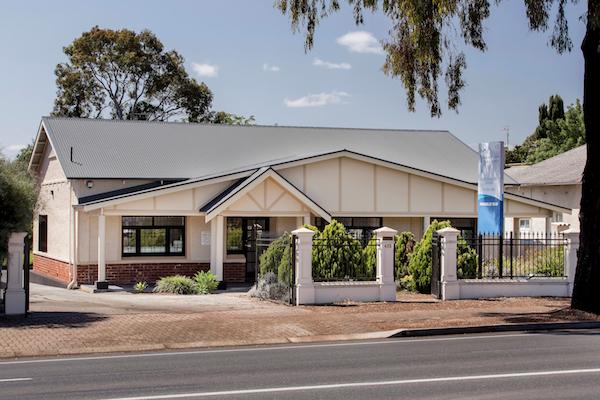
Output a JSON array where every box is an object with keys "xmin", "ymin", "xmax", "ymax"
[
  {"xmin": 194, "ymin": 181, "xmax": 233, "ymax": 209},
  {"xmin": 248, "ymin": 182, "xmax": 266, "ymax": 208},
  {"xmin": 228, "ymin": 195, "xmax": 263, "ymax": 212},
  {"xmin": 278, "ymin": 165, "xmax": 304, "ymax": 190},
  {"xmin": 270, "ymin": 193, "xmax": 304, "ymax": 212},
  {"xmin": 444, "ymin": 184, "xmax": 476, "ymax": 213},
  {"xmin": 265, "ymin": 180, "xmax": 285, "ymax": 208},
  {"xmin": 341, "ymin": 158, "xmax": 374, "ymax": 212},
  {"xmin": 115, "ymin": 197, "xmax": 154, "ymax": 210},
  {"xmin": 376, "ymin": 166, "xmax": 409, "ymax": 212},
  {"xmin": 305, "ymin": 158, "xmax": 339, "ymax": 211},
  {"xmin": 506, "ymin": 199, "xmax": 547, "ymax": 216},
  {"xmin": 410, "ymin": 175, "xmax": 443, "ymax": 212},
  {"xmin": 155, "ymin": 190, "xmax": 194, "ymax": 211}
]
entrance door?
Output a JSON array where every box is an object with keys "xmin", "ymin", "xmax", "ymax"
[{"xmin": 244, "ymin": 218, "xmax": 270, "ymax": 283}]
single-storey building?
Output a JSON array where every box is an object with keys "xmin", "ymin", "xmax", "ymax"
[
  {"xmin": 28, "ymin": 117, "xmax": 569, "ymax": 287},
  {"xmin": 505, "ymin": 145, "xmax": 584, "ymax": 235}
]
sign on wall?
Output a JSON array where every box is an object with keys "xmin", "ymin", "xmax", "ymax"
[{"xmin": 478, "ymin": 142, "xmax": 505, "ymax": 235}]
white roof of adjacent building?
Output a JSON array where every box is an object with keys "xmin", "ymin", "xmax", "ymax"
[
  {"xmin": 505, "ymin": 145, "xmax": 586, "ymax": 186},
  {"xmin": 33, "ymin": 117, "xmax": 498, "ymax": 184}
]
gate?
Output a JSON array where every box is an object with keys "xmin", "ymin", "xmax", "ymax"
[
  {"xmin": 252, "ymin": 235, "xmax": 296, "ymax": 305},
  {"xmin": 431, "ymin": 231, "xmax": 442, "ymax": 299}
]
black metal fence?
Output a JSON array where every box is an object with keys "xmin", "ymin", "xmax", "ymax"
[
  {"xmin": 311, "ymin": 237, "xmax": 379, "ymax": 282},
  {"xmin": 462, "ymin": 232, "xmax": 566, "ymax": 279}
]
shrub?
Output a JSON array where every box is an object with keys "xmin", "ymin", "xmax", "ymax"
[
  {"xmin": 259, "ymin": 232, "xmax": 292, "ymax": 282},
  {"xmin": 312, "ymin": 220, "xmax": 363, "ymax": 281},
  {"xmin": 397, "ymin": 274, "xmax": 416, "ymax": 291},
  {"xmin": 361, "ymin": 235, "xmax": 377, "ymax": 280},
  {"xmin": 194, "ymin": 271, "xmax": 219, "ymax": 294},
  {"xmin": 457, "ymin": 237, "xmax": 478, "ymax": 279},
  {"xmin": 250, "ymin": 272, "xmax": 290, "ymax": 302},
  {"xmin": 408, "ymin": 220, "xmax": 451, "ymax": 293},
  {"xmin": 395, "ymin": 231, "xmax": 415, "ymax": 279},
  {"xmin": 133, "ymin": 281, "xmax": 147, "ymax": 293},
  {"xmin": 154, "ymin": 275, "xmax": 197, "ymax": 295}
]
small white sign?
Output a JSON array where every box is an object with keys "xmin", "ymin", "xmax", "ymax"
[{"xmin": 200, "ymin": 231, "xmax": 211, "ymax": 246}]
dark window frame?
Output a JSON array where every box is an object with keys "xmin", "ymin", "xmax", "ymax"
[
  {"xmin": 226, "ymin": 217, "xmax": 271, "ymax": 255},
  {"xmin": 38, "ymin": 215, "xmax": 48, "ymax": 252},
  {"xmin": 315, "ymin": 216, "xmax": 383, "ymax": 243},
  {"xmin": 121, "ymin": 216, "xmax": 185, "ymax": 257}
]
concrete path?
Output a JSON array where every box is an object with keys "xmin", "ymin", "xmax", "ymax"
[{"xmin": 1, "ymin": 330, "xmax": 600, "ymax": 399}]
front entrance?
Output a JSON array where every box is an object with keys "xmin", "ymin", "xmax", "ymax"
[{"xmin": 243, "ymin": 218, "xmax": 270, "ymax": 283}]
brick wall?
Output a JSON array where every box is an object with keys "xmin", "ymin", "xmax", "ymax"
[
  {"xmin": 223, "ymin": 263, "xmax": 246, "ymax": 283},
  {"xmin": 33, "ymin": 254, "xmax": 71, "ymax": 284},
  {"xmin": 77, "ymin": 263, "xmax": 211, "ymax": 285}
]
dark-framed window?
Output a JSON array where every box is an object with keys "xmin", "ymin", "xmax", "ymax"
[
  {"xmin": 226, "ymin": 217, "xmax": 270, "ymax": 255},
  {"xmin": 122, "ymin": 216, "xmax": 185, "ymax": 257},
  {"xmin": 38, "ymin": 215, "xmax": 48, "ymax": 252},
  {"xmin": 315, "ymin": 217, "xmax": 382, "ymax": 244}
]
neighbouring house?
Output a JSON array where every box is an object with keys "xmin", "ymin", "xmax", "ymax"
[
  {"xmin": 505, "ymin": 145, "xmax": 585, "ymax": 236},
  {"xmin": 28, "ymin": 117, "xmax": 569, "ymax": 287}
]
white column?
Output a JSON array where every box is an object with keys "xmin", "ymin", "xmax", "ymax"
[
  {"xmin": 374, "ymin": 227, "xmax": 398, "ymax": 302},
  {"xmin": 423, "ymin": 216, "xmax": 431, "ymax": 235},
  {"xmin": 210, "ymin": 215, "xmax": 224, "ymax": 281},
  {"xmin": 303, "ymin": 214, "xmax": 311, "ymax": 226},
  {"xmin": 291, "ymin": 227, "xmax": 316, "ymax": 305},
  {"xmin": 5, "ymin": 232, "xmax": 27, "ymax": 315},
  {"xmin": 563, "ymin": 229, "xmax": 579, "ymax": 296},
  {"xmin": 437, "ymin": 227, "xmax": 460, "ymax": 300},
  {"xmin": 96, "ymin": 210, "xmax": 107, "ymax": 289}
]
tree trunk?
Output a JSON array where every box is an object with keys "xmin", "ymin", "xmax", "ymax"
[{"xmin": 571, "ymin": 2, "xmax": 600, "ymax": 313}]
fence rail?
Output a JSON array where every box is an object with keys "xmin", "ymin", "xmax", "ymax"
[
  {"xmin": 311, "ymin": 237, "xmax": 378, "ymax": 282},
  {"xmin": 462, "ymin": 232, "xmax": 566, "ymax": 279}
]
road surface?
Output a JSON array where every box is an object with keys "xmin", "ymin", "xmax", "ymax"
[{"xmin": 1, "ymin": 330, "xmax": 600, "ymax": 399}]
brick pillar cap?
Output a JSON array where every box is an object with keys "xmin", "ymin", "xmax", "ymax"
[
  {"xmin": 437, "ymin": 227, "xmax": 460, "ymax": 235},
  {"xmin": 373, "ymin": 226, "xmax": 398, "ymax": 235}
]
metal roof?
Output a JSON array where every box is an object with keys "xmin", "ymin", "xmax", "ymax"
[
  {"xmin": 39, "ymin": 117, "xmax": 487, "ymax": 184},
  {"xmin": 505, "ymin": 145, "xmax": 585, "ymax": 186}
]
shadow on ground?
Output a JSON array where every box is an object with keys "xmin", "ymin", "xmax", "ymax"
[{"xmin": 0, "ymin": 312, "xmax": 108, "ymax": 329}]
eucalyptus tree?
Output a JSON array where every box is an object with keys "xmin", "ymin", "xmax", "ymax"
[{"xmin": 276, "ymin": 0, "xmax": 600, "ymax": 312}]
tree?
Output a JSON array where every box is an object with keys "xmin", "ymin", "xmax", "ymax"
[
  {"xmin": 277, "ymin": 0, "xmax": 600, "ymax": 313},
  {"xmin": 53, "ymin": 27, "xmax": 213, "ymax": 122},
  {"xmin": 506, "ymin": 96, "xmax": 585, "ymax": 164}
]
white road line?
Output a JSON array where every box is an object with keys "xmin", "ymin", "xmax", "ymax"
[
  {"xmin": 101, "ymin": 368, "xmax": 600, "ymax": 400},
  {"xmin": 0, "ymin": 377, "xmax": 32, "ymax": 383},
  {"xmin": 0, "ymin": 333, "xmax": 534, "ymax": 366}
]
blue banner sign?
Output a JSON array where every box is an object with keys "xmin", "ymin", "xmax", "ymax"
[{"xmin": 478, "ymin": 142, "xmax": 505, "ymax": 235}]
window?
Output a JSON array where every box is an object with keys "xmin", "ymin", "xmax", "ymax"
[
  {"xmin": 38, "ymin": 215, "xmax": 48, "ymax": 252},
  {"xmin": 121, "ymin": 216, "xmax": 185, "ymax": 257},
  {"xmin": 315, "ymin": 217, "xmax": 382, "ymax": 243},
  {"xmin": 226, "ymin": 217, "xmax": 270, "ymax": 255},
  {"xmin": 551, "ymin": 212, "xmax": 564, "ymax": 223},
  {"xmin": 226, "ymin": 217, "xmax": 244, "ymax": 254},
  {"xmin": 519, "ymin": 218, "xmax": 531, "ymax": 232}
]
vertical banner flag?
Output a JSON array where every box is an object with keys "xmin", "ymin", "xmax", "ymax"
[{"xmin": 478, "ymin": 142, "xmax": 505, "ymax": 235}]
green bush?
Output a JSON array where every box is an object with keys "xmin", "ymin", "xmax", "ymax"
[
  {"xmin": 154, "ymin": 275, "xmax": 197, "ymax": 295},
  {"xmin": 312, "ymin": 220, "xmax": 363, "ymax": 281},
  {"xmin": 397, "ymin": 274, "xmax": 416, "ymax": 291},
  {"xmin": 133, "ymin": 281, "xmax": 147, "ymax": 293},
  {"xmin": 408, "ymin": 220, "xmax": 451, "ymax": 293},
  {"xmin": 395, "ymin": 231, "xmax": 415, "ymax": 279},
  {"xmin": 258, "ymin": 232, "xmax": 293, "ymax": 284},
  {"xmin": 194, "ymin": 271, "xmax": 219, "ymax": 294},
  {"xmin": 457, "ymin": 237, "xmax": 478, "ymax": 279},
  {"xmin": 361, "ymin": 235, "xmax": 377, "ymax": 280}
]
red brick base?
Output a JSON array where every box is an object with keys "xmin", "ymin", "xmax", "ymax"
[
  {"xmin": 33, "ymin": 254, "xmax": 71, "ymax": 284},
  {"xmin": 223, "ymin": 263, "xmax": 246, "ymax": 283},
  {"xmin": 77, "ymin": 263, "xmax": 211, "ymax": 285}
]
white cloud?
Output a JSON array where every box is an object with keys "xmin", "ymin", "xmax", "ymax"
[
  {"xmin": 336, "ymin": 31, "xmax": 383, "ymax": 54},
  {"xmin": 313, "ymin": 58, "xmax": 351, "ymax": 70},
  {"xmin": 284, "ymin": 91, "xmax": 350, "ymax": 108},
  {"xmin": 263, "ymin": 63, "xmax": 280, "ymax": 72},
  {"xmin": 192, "ymin": 63, "xmax": 218, "ymax": 77},
  {"xmin": 2, "ymin": 144, "xmax": 26, "ymax": 159}
]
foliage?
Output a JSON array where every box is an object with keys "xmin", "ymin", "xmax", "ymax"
[
  {"xmin": 133, "ymin": 281, "xmax": 147, "ymax": 293},
  {"xmin": 362, "ymin": 235, "xmax": 377, "ymax": 280},
  {"xmin": 153, "ymin": 275, "xmax": 197, "ymax": 295},
  {"xmin": 250, "ymin": 272, "xmax": 290, "ymax": 302},
  {"xmin": 276, "ymin": 1, "xmax": 575, "ymax": 117},
  {"xmin": 259, "ymin": 232, "xmax": 292, "ymax": 282},
  {"xmin": 311, "ymin": 220, "xmax": 364, "ymax": 281},
  {"xmin": 394, "ymin": 231, "xmax": 415, "ymax": 279},
  {"xmin": 193, "ymin": 271, "xmax": 219, "ymax": 294},
  {"xmin": 0, "ymin": 148, "xmax": 38, "ymax": 261},
  {"xmin": 51, "ymin": 26, "xmax": 251, "ymax": 123},
  {"xmin": 408, "ymin": 220, "xmax": 451, "ymax": 293},
  {"xmin": 531, "ymin": 246, "xmax": 565, "ymax": 277},
  {"xmin": 457, "ymin": 237, "xmax": 478, "ymax": 279},
  {"xmin": 506, "ymin": 96, "xmax": 585, "ymax": 164},
  {"xmin": 397, "ymin": 274, "xmax": 416, "ymax": 292}
]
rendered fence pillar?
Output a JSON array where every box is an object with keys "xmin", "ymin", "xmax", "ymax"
[
  {"xmin": 96, "ymin": 210, "xmax": 108, "ymax": 290},
  {"xmin": 563, "ymin": 229, "xmax": 579, "ymax": 296},
  {"xmin": 5, "ymin": 232, "xmax": 27, "ymax": 315},
  {"xmin": 374, "ymin": 227, "xmax": 398, "ymax": 302},
  {"xmin": 291, "ymin": 227, "xmax": 315, "ymax": 305},
  {"xmin": 437, "ymin": 227, "xmax": 460, "ymax": 300}
]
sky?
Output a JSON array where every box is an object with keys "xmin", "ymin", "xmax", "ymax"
[{"xmin": 0, "ymin": 0, "xmax": 587, "ymax": 158}]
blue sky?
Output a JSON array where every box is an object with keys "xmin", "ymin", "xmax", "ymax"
[{"xmin": 0, "ymin": 0, "xmax": 586, "ymax": 158}]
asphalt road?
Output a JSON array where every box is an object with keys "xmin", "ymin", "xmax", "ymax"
[{"xmin": 1, "ymin": 330, "xmax": 600, "ymax": 399}]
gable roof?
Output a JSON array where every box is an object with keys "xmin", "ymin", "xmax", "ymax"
[
  {"xmin": 36, "ymin": 116, "xmax": 486, "ymax": 184},
  {"xmin": 506, "ymin": 145, "xmax": 586, "ymax": 186}
]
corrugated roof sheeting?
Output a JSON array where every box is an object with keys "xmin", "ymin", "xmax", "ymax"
[
  {"xmin": 505, "ymin": 145, "xmax": 585, "ymax": 185},
  {"xmin": 41, "ymin": 117, "xmax": 482, "ymax": 183}
]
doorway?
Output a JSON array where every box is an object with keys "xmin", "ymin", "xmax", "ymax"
[{"xmin": 243, "ymin": 218, "xmax": 270, "ymax": 283}]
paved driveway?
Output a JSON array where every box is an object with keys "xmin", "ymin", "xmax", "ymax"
[{"xmin": 30, "ymin": 283, "xmax": 283, "ymax": 315}]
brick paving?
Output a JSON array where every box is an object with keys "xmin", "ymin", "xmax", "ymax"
[{"xmin": 0, "ymin": 285, "xmax": 598, "ymax": 358}]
